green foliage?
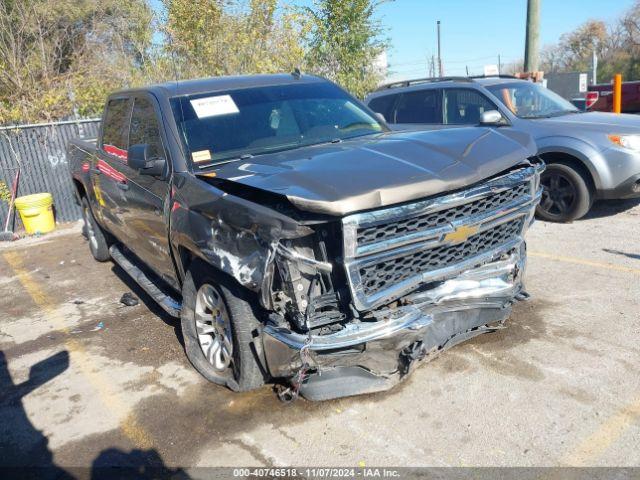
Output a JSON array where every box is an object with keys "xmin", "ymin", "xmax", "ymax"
[
  {"xmin": 0, "ymin": 181, "xmax": 10, "ymax": 204},
  {"xmin": 303, "ymin": 0, "xmax": 388, "ymax": 98},
  {"xmin": 0, "ymin": 0, "xmax": 390, "ymax": 123},
  {"xmin": 0, "ymin": 0, "xmax": 155, "ymax": 124},
  {"xmin": 162, "ymin": 0, "xmax": 307, "ymax": 79}
]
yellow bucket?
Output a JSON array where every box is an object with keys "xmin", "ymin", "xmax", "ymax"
[{"xmin": 14, "ymin": 193, "xmax": 56, "ymax": 235}]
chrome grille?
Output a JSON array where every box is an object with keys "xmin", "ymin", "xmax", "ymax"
[
  {"xmin": 342, "ymin": 165, "xmax": 543, "ymax": 311},
  {"xmin": 360, "ymin": 218, "xmax": 524, "ymax": 295},
  {"xmin": 357, "ymin": 182, "xmax": 529, "ymax": 246}
]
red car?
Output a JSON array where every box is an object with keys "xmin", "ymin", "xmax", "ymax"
[{"xmin": 586, "ymin": 81, "xmax": 640, "ymax": 113}]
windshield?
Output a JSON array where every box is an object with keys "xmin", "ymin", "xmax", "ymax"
[
  {"xmin": 172, "ymin": 81, "xmax": 384, "ymax": 167},
  {"xmin": 486, "ymin": 82, "xmax": 579, "ymax": 119}
]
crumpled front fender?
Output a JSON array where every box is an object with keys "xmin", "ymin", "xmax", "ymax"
[{"xmin": 169, "ymin": 174, "xmax": 314, "ymax": 299}]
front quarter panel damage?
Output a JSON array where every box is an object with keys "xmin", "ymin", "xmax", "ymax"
[{"xmin": 169, "ymin": 173, "xmax": 313, "ymax": 298}]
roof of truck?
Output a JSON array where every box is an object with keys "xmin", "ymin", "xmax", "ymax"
[{"xmin": 113, "ymin": 73, "xmax": 325, "ymax": 99}]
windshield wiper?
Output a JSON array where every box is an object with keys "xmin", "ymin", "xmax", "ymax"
[{"xmin": 196, "ymin": 131, "xmax": 378, "ymax": 167}]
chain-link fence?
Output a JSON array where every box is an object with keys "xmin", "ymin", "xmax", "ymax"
[{"xmin": 0, "ymin": 118, "xmax": 101, "ymax": 230}]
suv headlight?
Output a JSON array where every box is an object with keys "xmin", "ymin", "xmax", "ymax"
[{"xmin": 608, "ymin": 134, "xmax": 640, "ymax": 151}]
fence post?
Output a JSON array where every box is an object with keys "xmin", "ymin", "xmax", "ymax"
[{"xmin": 613, "ymin": 74, "xmax": 622, "ymax": 114}]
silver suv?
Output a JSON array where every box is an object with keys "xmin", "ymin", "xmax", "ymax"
[{"xmin": 366, "ymin": 76, "xmax": 640, "ymax": 222}]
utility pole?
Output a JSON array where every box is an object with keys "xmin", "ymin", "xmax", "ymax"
[
  {"xmin": 591, "ymin": 50, "xmax": 598, "ymax": 84},
  {"xmin": 437, "ymin": 20, "xmax": 443, "ymax": 77},
  {"xmin": 498, "ymin": 55, "xmax": 502, "ymax": 74},
  {"xmin": 524, "ymin": 0, "xmax": 540, "ymax": 72}
]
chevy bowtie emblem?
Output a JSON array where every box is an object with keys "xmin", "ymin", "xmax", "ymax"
[{"xmin": 444, "ymin": 224, "xmax": 479, "ymax": 243}]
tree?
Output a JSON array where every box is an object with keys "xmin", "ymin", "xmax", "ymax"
[
  {"xmin": 303, "ymin": 0, "xmax": 389, "ymax": 98},
  {"xmin": 0, "ymin": 0, "xmax": 155, "ymax": 123},
  {"xmin": 0, "ymin": 0, "xmax": 391, "ymax": 122},
  {"xmin": 162, "ymin": 0, "xmax": 306, "ymax": 79},
  {"xmin": 538, "ymin": 2, "xmax": 640, "ymax": 83}
]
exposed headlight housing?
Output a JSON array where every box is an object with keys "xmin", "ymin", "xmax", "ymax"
[{"xmin": 608, "ymin": 134, "xmax": 640, "ymax": 151}]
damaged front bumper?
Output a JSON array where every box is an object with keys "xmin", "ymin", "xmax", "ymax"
[{"xmin": 263, "ymin": 244, "xmax": 527, "ymax": 401}]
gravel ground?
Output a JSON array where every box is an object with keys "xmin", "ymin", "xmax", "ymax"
[{"xmin": 0, "ymin": 198, "xmax": 639, "ymax": 474}]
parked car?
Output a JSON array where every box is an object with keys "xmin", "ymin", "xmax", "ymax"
[
  {"xmin": 366, "ymin": 76, "xmax": 640, "ymax": 222},
  {"xmin": 68, "ymin": 73, "xmax": 542, "ymax": 401},
  {"xmin": 570, "ymin": 97, "xmax": 586, "ymax": 111},
  {"xmin": 587, "ymin": 81, "xmax": 640, "ymax": 113}
]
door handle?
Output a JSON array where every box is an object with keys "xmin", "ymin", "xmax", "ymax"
[{"xmin": 116, "ymin": 182, "xmax": 129, "ymax": 191}]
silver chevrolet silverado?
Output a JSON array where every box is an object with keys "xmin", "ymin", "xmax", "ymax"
[{"xmin": 69, "ymin": 74, "xmax": 543, "ymax": 401}]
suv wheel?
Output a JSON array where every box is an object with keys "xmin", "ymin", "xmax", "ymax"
[
  {"xmin": 81, "ymin": 197, "xmax": 111, "ymax": 261},
  {"xmin": 536, "ymin": 162, "xmax": 593, "ymax": 222},
  {"xmin": 180, "ymin": 262, "xmax": 265, "ymax": 392}
]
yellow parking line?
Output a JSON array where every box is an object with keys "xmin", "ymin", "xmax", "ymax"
[
  {"xmin": 563, "ymin": 394, "xmax": 640, "ymax": 466},
  {"xmin": 2, "ymin": 251, "xmax": 154, "ymax": 449},
  {"xmin": 529, "ymin": 251, "xmax": 640, "ymax": 275}
]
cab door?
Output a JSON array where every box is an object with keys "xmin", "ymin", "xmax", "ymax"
[
  {"xmin": 92, "ymin": 96, "xmax": 133, "ymax": 241},
  {"xmin": 114, "ymin": 95, "xmax": 175, "ymax": 285}
]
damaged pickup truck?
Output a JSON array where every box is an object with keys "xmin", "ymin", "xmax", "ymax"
[{"xmin": 68, "ymin": 74, "xmax": 543, "ymax": 401}]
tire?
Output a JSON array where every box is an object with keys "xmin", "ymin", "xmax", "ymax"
[
  {"xmin": 180, "ymin": 261, "xmax": 265, "ymax": 392},
  {"xmin": 81, "ymin": 197, "xmax": 111, "ymax": 262},
  {"xmin": 536, "ymin": 162, "xmax": 593, "ymax": 222}
]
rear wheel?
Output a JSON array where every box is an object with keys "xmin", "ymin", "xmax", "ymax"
[
  {"xmin": 536, "ymin": 162, "xmax": 593, "ymax": 222},
  {"xmin": 180, "ymin": 262, "xmax": 264, "ymax": 391},
  {"xmin": 81, "ymin": 197, "xmax": 110, "ymax": 262}
]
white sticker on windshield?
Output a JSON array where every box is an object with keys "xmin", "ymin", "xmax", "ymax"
[{"xmin": 190, "ymin": 95, "xmax": 239, "ymax": 118}]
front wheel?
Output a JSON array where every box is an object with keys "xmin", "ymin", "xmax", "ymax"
[
  {"xmin": 536, "ymin": 162, "xmax": 593, "ymax": 222},
  {"xmin": 180, "ymin": 262, "xmax": 265, "ymax": 392}
]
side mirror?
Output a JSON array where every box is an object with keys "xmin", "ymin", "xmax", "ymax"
[
  {"xmin": 479, "ymin": 110, "xmax": 508, "ymax": 126},
  {"xmin": 128, "ymin": 144, "xmax": 165, "ymax": 176},
  {"xmin": 374, "ymin": 112, "xmax": 387, "ymax": 124}
]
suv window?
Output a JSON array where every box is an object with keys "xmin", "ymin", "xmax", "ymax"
[
  {"xmin": 444, "ymin": 89, "xmax": 496, "ymax": 124},
  {"xmin": 368, "ymin": 94, "xmax": 398, "ymax": 121},
  {"xmin": 394, "ymin": 89, "xmax": 442, "ymax": 124},
  {"xmin": 102, "ymin": 98, "xmax": 132, "ymax": 157},
  {"xmin": 129, "ymin": 97, "xmax": 164, "ymax": 160}
]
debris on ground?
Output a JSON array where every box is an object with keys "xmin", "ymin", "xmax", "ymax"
[
  {"xmin": 91, "ymin": 322, "xmax": 104, "ymax": 331},
  {"xmin": 120, "ymin": 292, "xmax": 139, "ymax": 307}
]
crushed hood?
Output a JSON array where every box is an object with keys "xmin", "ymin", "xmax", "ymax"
[{"xmin": 212, "ymin": 127, "xmax": 536, "ymax": 216}]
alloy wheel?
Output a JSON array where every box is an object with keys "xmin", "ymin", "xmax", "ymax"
[
  {"xmin": 194, "ymin": 284, "xmax": 234, "ymax": 375},
  {"xmin": 540, "ymin": 171, "xmax": 577, "ymax": 217}
]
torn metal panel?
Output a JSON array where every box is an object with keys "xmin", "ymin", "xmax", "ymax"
[
  {"xmin": 262, "ymin": 246, "xmax": 526, "ymax": 384},
  {"xmin": 169, "ymin": 172, "xmax": 314, "ymax": 293}
]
